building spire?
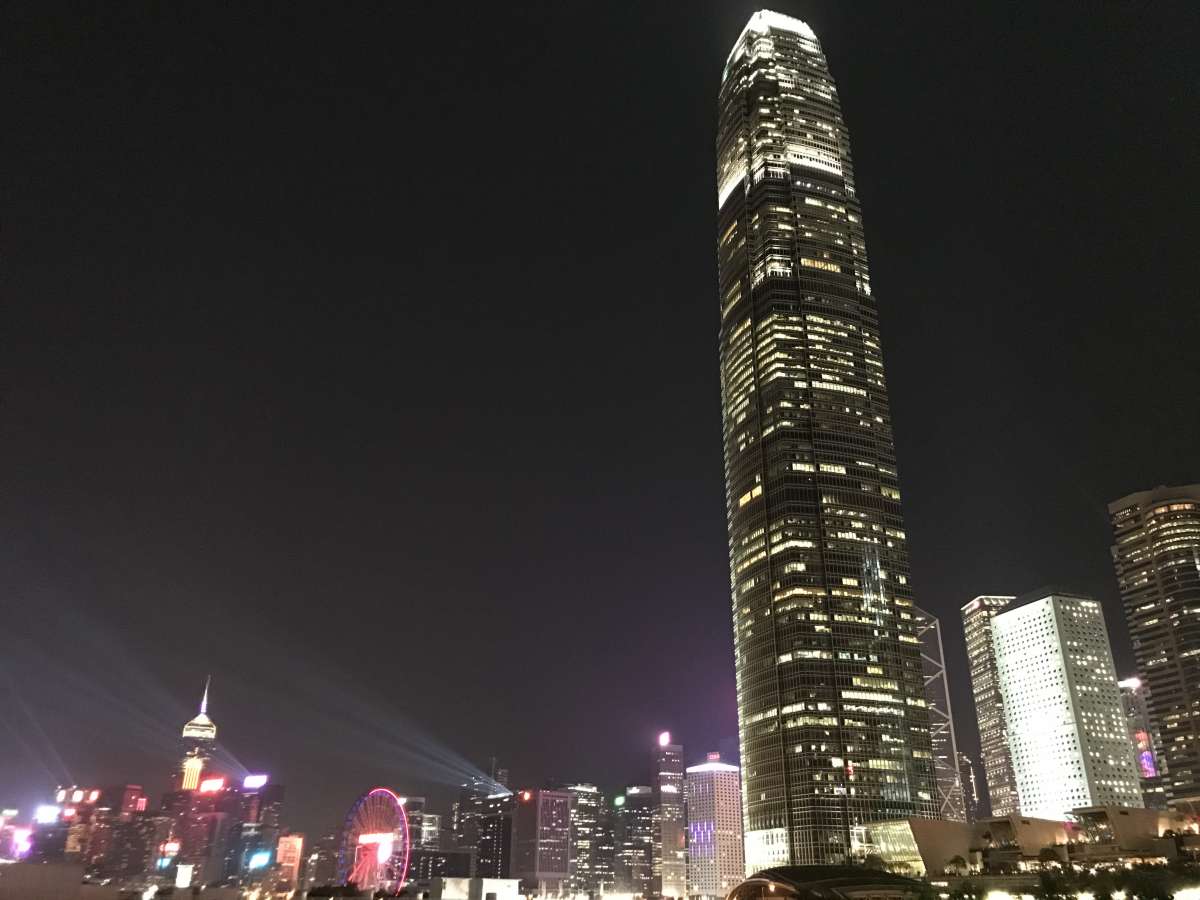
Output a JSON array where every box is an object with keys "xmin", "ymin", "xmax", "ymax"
[{"xmin": 200, "ymin": 674, "xmax": 210, "ymax": 715}]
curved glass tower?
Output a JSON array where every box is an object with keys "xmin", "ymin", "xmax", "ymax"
[{"xmin": 716, "ymin": 11, "xmax": 939, "ymax": 868}]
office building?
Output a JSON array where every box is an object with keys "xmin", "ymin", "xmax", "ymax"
[
  {"xmin": 1109, "ymin": 485, "xmax": 1200, "ymax": 814},
  {"xmin": 613, "ymin": 787, "xmax": 654, "ymax": 896},
  {"xmin": 593, "ymin": 799, "xmax": 616, "ymax": 894},
  {"xmin": 511, "ymin": 789, "xmax": 570, "ymax": 895},
  {"xmin": 992, "ymin": 591, "xmax": 1143, "ymax": 819},
  {"xmin": 562, "ymin": 783, "xmax": 601, "ymax": 895},
  {"xmin": 961, "ymin": 595, "xmax": 1019, "ymax": 817},
  {"xmin": 1119, "ymin": 677, "xmax": 1168, "ymax": 809},
  {"xmin": 956, "ymin": 753, "xmax": 980, "ymax": 824},
  {"xmin": 684, "ymin": 754, "xmax": 744, "ymax": 900},
  {"xmin": 177, "ymin": 678, "xmax": 217, "ymax": 792},
  {"xmin": 275, "ymin": 834, "xmax": 304, "ymax": 888},
  {"xmin": 912, "ymin": 607, "xmax": 966, "ymax": 821},
  {"xmin": 654, "ymin": 733, "xmax": 686, "ymax": 899},
  {"xmin": 716, "ymin": 9, "xmax": 939, "ymax": 867}
]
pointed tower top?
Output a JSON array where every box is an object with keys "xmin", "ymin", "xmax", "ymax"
[{"xmin": 182, "ymin": 675, "xmax": 217, "ymax": 741}]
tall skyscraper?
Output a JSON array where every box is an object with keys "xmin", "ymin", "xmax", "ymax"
[
  {"xmin": 563, "ymin": 783, "xmax": 601, "ymax": 895},
  {"xmin": 956, "ymin": 753, "xmax": 980, "ymax": 824},
  {"xmin": 912, "ymin": 606, "xmax": 966, "ymax": 821},
  {"xmin": 177, "ymin": 678, "xmax": 217, "ymax": 791},
  {"xmin": 512, "ymin": 789, "xmax": 570, "ymax": 896},
  {"xmin": 716, "ymin": 10, "xmax": 939, "ymax": 867},
  {"xmin": 685, "ymin": 754, "xmax": 744, "ymax": 900},
  {"xmin": 653, "ymin": 733, "xmax": 686, "ymax": 899},
  {"xmin": 613, "ymin": 787, "xmax": 654, "ymax": 896},
  {"xmin": 960, "ymin": 595, "xmax": 1019, "ymax": 817},
  {"xmin": 1118, "ymin": 677, "xmax": 1167, "ymax": 809},
  {"xmin": 1109, "ymin": 485, "xmax": 1200, "ymax": 815},
  {"xmin": 991, "ymin": 591, "xmax": 1143, "ymax": 820}
]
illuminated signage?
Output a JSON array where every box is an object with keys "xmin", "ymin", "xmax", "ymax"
[
  {"xmin": 88, "ymin": 790, "xmax": 100, "ymax": 803},
  {"xmin": 658, "ymin": 731, "xmax": 671, "ymax": 747},
  {"xmin": 248, "ymin": 851, "xmax": 271, "ymax": 870},
  {"xmin": 198, "ymin": 777, "xmax": 225, "ymax": 794},
  {"xmin": 35, "ymin": 805, "xmax": 60, "ymax": 824},
  {"xmin": 243, "ymin": 774, "xmax": 269, "ymax": 790},
  {"xmin": 162, "ymin": 841, "xmax": 181, "ymax": 855},
  {"xmin": 175, "ymin": 864, "xmax": 194, "ymax": 889},
  {"xmin": 71, "ymin": 790, "xmax": 84, "ymax": 803},
  {"xmin": 357, "ymin": 832, "xmax": 394, "ymax": 845},
  {"xmin": 55, "ymin": 790, "xmax": 67, "ymax": 803},
  {"xmin": 12, "ymin": 828, "xmax": 32, "ymax": 858},
  {"xmin": 613, "ymin": 796, "xmax": 625, "ymax": 807}
]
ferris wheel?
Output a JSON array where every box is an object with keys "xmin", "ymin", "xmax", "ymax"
[{"xmin": 339, "ymin": 787, "xmax": 411, "ymax": 892}]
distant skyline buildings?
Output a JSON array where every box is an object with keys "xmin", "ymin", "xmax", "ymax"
[
  {"xmin": 716, "ymin": 8, "xmax": 937, "ymax": 868},
  {"xmin": 961, "ymin": 595, "xmax": 1019, "ymax": 818},
  {"xmin": 1119, "ymin": 677, "xmax": 1168, "ymax": 810},
  {"xmin": 992, "ymin": 591, "xmax": 1143, "ymax": 820},
  {"xmin": 1109, "ymin": 484, "xmax": 1200, "ymax": 815}
]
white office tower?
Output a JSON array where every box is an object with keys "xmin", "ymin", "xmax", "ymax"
[
  {"xmin": 991, "ymin": 591, "xmax": 1144, "ymax": 820},
  {"xmin": 684, "ymin": 754, "xmax": 744, "ymax": 900}
]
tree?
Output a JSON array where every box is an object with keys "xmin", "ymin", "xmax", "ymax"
[
  {"xmin": 945, "ymin": 855, "xmax": 968, "ymax": 875},
  {"xmin": 1037, "ymin": 846, "xmax": 1061, "ymax": 866}
]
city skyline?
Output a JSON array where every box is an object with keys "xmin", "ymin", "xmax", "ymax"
[{"xmin": 5, "ymin": 0, "xmax": 1199, "ymax": 849}]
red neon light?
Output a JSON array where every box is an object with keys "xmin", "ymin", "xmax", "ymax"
[{"xmin": 198, "ymin": 777, "xmax": 225, "ymax": 794}]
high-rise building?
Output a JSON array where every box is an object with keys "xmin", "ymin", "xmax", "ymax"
[
  {"xmin": 956, "ymin": 753, "xmax": 980, "ymax": 824},
  {"xmin": 476, "ymin": 792, "xmax": 515, "ymax": 878},
  {"xmin": 684, "ymin": 754, "xmax": 744, "ymax": 900},
  {"xmin": 991, "ymin": 591, "xmax": 1144, "ymax": 820},
  {"xmin": 177, "ymin": 678, "xmax": 217, "ymax": 792},
  {"xmin": 716, "ymin": 9, "xmax": 939, "ymax": 868},
  {"xmin": 512, "ymin": 789, "xmax": 570, "ymax": 895},
  {"xmin": 960, "ymin": 595, "xmax": 1019, "ymax": 817},
  {"xmin": 654, "ymin": 733, "xmax": 686, "ymax": 899},
  {"xmin": 912, "ymin": 607, "xmax": 966, "ymax": 821},
  {"xmin": 1109, "ymin": 485, "xmax": 1200, "ymax": 815},
  {"xmin": 1118, "ymin": 677, "xmax": 1168, "ymax": 809},
  {"xmin": 593, "ymin": 799, "xmax": 616, "ymax": 894},
  {"xmin": 563, "ymin": 783, "xmax": 601, "ymax": 895},
  {"xmin": 613, "ymin": 787, "xmax": 654, "ymax": 896},
  {"xmin": 275, "ymin": 834, "xmax": 304, "ymax": 889}
]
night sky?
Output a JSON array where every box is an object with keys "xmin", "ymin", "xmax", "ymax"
[{"xmin": 4, "ymin": 2, "xmax": 1198, "ymax": 835}]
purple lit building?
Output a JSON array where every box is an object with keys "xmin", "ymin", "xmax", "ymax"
[{"xmin": 684, "ymin": 754, "xmax": 743, "ymax": 900}]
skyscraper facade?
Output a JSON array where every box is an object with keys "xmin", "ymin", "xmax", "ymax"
[
  {"xmin": 512, "ymin": 789, "xmax": 570, "ymax": 895},
  {"xmin": 716, "ymin": 10, "xmax": 938, "ymax": 867},
  {"xmin": 684, "ymin": 754, "xmax": 744, "ymax": 900},
  {"xmin": 613, "ymin": 787, "xmax": 654, "ymax": 896},
  {"xmin": 563, "ymin": 783, "xmax": 601, "ymax": 895},
  {"xmin": 960, "ymin": 595, "xmax": 1019, "ymax": 817},
  {"xmin": 1109, "ymin": 485, "xmax": 1200, "ymax": 815},
  {"xmin": 912, "ymin": 607, "xmax": 965, "ymax": 821},
  {"xmin": 653, "ymin": 733, "xmax": 686, "ymax": 899},
  {"xmin": 992, "ymin": 592, "xmax": 1143, "ymax": 820}
]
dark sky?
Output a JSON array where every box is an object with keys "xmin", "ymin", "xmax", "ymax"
[{"xmin": 4, "ymin": 2, "xmax": 1198, "ymax": 835}]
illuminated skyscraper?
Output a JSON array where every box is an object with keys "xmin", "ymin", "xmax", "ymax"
[
  {"xmin": 716, "ymin": 10, "xmax": 938, "ymax": 867},
  {"xmin": 992, "ymin": 591, "xmax": 1143, "ymax": 820},
  {"xmin": 613, "ymin": 787, "xmax": 654, "ymax": 896},
  {"xmin": 562, "ymin": 783, "xmax": 601, "ymax": 894},
  {"xmin": 912, "ymin": 607, "xmax": 965, "ymax": 821},
  {"xmin": 177, "ymin": 678, "xmax": 217, "ymax": 791},
  {"xmin": 960, "ymin": 595, "xmax": 1018, "ymax": 817},
  {"xmin": 685, "ymin": 754, "xmax": 744, "ymax": 900},
  {"xmin": 1109, "ymin": 485, "xmax": 1200, "ymax": 815},
  {"xmin": 512, "ymin": 789, "xmax": 570, "ymax": 896},
  {"xmin": 653, "ymin": 733, "xmax": 686, "ymax": 899}
]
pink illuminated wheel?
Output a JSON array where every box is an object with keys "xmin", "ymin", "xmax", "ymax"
[{"xmin": 338, "ymin": 787, "xmax": 411, "ymax": 892}]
